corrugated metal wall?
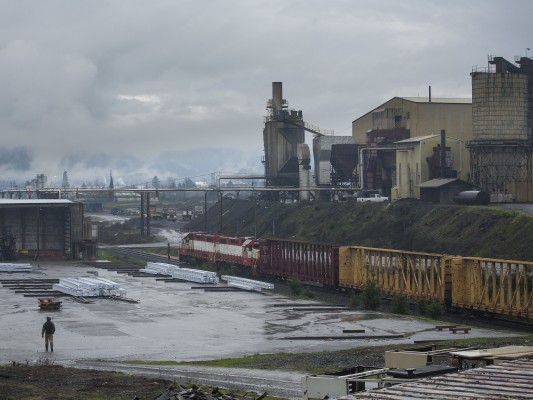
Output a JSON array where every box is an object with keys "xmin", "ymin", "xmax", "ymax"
[{"xmin": 0, "ymin": 204, "xmax": 84, "ymax": 257}]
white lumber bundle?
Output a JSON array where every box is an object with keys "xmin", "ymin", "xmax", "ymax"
[
  {"xmin": 172, "ymin": 268, "xmax": 219, "ymax": 284},
  {"xmin": 52, "ymin": 278, "xmax": 89, "ymax": 297},
  {"xmin": 140, "ymin": 262, "xmax": 180, "ymax": 276},
  {"xmin": 53, "ymin": 277, "xmax": 126, "ymax": 297},
  {"xmin": 221, "ymin": 275, "xmax": 274, "ymax": 291},
  {"xmin": 0, "ymin": 263, "xmax": 32, "ymax": 272}
]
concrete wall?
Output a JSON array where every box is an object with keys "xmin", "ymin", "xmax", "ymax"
[{"xmin": 472, "ymin": 73, "xmax": 530, "ymax": 141}]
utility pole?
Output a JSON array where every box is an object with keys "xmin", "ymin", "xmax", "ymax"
[
  {"xmin": 219, "ymin": 191, "xmax": 223, "ymax": 232},
  {"xmin": 204, "ymin": 191, "xmax": 208, "ymax": 232},
  {"xmin": 272, "ymin": 201, "xmax": 276, "ymax": 237},
  {"xmin": 140, "ymin": 193, "xmax": 145, "ymax": 237}
]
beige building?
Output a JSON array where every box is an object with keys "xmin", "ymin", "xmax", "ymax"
[
  {"xmin": 394, "ymin": 134, "xmax": 467, "ymax": 199},
  {"xmin": 352, "ymin": 97, "xmax": 472, "ymax": 144},
  {"xmin": 351, "ymin": 96, "xmax": 472, "ymax": 196}
]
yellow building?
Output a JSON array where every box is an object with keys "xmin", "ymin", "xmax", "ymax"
[
  {"xmin": 394, "ymin": 134, "xmax": 467, "ymax": 199},
  {"xmin": 350, "ymin": 96, "xmax": 472, "ymax": 196},
  {"xmin": 352, "ymin": 97, "xmax": 472, "ymax": 144}
]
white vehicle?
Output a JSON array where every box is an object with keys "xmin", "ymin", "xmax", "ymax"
[{"xmin": 357, "ymin": 193, "xmax": 389, "ymax": 203}]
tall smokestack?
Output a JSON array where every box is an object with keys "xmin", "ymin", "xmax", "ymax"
[
  {"xmin": 440, "ymin": 130, "xmax": 446, "ymax": 178},
  {"xmin": 429, "ymin": 85, "xmax": 432, "ymax": 102},
  {"xmin": 272, "ymin": 82, "xmax": 283, "ymax": 111}
]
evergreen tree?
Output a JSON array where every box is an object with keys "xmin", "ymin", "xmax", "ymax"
[{"xmin": 62, "ymin": 171, "xmax": 70, "ymax": 188}]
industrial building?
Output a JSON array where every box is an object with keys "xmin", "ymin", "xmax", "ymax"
[
  {"xmin": 262, "ymin": 82, "xmax": 337, "ymax": 200},
  {"xmin": 0, "ymin": 199, "xmax": 96, "ymax": 260},
  {"xmin": 469, "ymin": 55, "xmax": 533, "ymax": 202},
  {"xmin": 394, "ymin": 133, "xmax": 467, "ymax": 199},
  {"xmin": 262, "ymin": 85, "xmax": 473, "ymax": 200},
  {"xmin": 351, "ymin": 96, "xmax": 472, "ymax": 197},
  {"xmin": 262, "ymin": 82, "xmax": 307, "ymax": 188},
  {"xmin": 313, "ymin": 136, "xmax": 358, "ymax": 186},
  {"xmin": 350, "ymin": 55, "xmax": 533, "ymax": 203}
]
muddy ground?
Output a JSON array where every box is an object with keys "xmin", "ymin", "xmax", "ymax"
[
  {"xmin": 2, "ymin": 333, "xmax": 532, "ymax": 400},
  {"xmin": 0, "ymin": 363, "xmax": 173, "ymax": 400}
]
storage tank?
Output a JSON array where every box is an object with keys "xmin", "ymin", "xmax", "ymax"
[
  {"xmin": 313, "ymin": 136, "xmax": 356, "ymax": 185},
  {"xmin": 453, "ymin": 191, "xmax": 490, "ymax": 205},
  {"xmin": 329, "ymin": 143, "xmax": 358, "ymax": 185},
  {"xmin": 471, "ymin": 73, "xmax": 530, "ymax": 141}
]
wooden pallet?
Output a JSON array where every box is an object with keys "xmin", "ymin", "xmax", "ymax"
[{"xmin": 38, "ymin": 297, "xmax": 62, "ymax": 310}]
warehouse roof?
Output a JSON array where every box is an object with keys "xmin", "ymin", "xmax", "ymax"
[
  {"xmin": 342, "ymin": 358, "xmax": 533, "ymax": 399},
  {"xmin": 400, "ymin": 96, "xmax": 472, "ymax": 104},
  {"xmin": 418, "ymin": 178, "xmax": 462, "ymax": 188},
  {"xmin": 352, "ymin": 96, "xmax": 472, "ymax": 123},
  {"xmin": 0, "ymin": 199, "xmax": 74, "ymax": 208}
]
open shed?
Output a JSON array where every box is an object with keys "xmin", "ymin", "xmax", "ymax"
[
  {"xmin": 418, "ymin": 178, "xmax": 474, "ymax": 204},
  {"xmin": 0, "ymin": 199, "xmax": 90, "ymax": 259}
]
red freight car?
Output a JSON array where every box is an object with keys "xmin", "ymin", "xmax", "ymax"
[{"xmin": 259, "ymin": 239, "xmax": 339, "ymax": 288}]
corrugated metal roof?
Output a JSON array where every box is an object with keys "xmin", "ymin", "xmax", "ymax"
[
  {"xmin": 450, "ymin": 345, "xmax": 533, "ymax": 360},
  {"xmin": 400, "ymin": 97, "xmax": 472, "ymax": 104},
  {"xmin": 341, "ymin": 359, "xmax": 533, "ymax": 399},
  {"xmin": 0, "ymin": 199, "xmax": 73, "ymax": 206},
  {"xmin": 418, "ymin": 178, "xmax": 460, "ymax": 188},
  {"xmin": 352, "ymin": 97, "xmax": 472, "ymax": 124}
]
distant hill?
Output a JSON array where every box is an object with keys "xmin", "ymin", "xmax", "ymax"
[{"xmin": 185, "ymin": 198, "xmax": 533, "ymax": 262}]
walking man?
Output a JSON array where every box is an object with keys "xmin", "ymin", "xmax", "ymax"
[{"xmin": 41, "ymin": 316, "xmax": 55, "ymax": 352}]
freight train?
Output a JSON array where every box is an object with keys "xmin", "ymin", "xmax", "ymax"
[{"xmin": 179, "ymin": 232, "xmax": 533, "ymax": 320}]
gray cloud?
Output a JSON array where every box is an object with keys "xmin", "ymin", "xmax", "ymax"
[
  {"xmin": 0, "ymin": 0, "xmax": 532, "ymax": 185},
  {"xmin": 0, "ymin": 148, "xmax": 31, "ymax": 170}
]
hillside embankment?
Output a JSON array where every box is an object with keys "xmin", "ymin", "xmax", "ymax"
[{"xmin": 186, "ymin": 198, "xmax": 533, "ymax": 261}]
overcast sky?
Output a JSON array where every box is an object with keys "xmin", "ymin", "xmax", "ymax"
[{"xmin": 1, "ymin": 0, "xmax": 532, "ymax": 186}]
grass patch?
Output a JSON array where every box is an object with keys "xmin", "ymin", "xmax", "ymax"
[
  {"xmin": 125, "ymin": 360, "xmax": 180, "ymax": 365},
  {"xmin": 180, "ymin": 354, "xmax": 285, "ymax": 370},
  {"xmin": 97, "ymin": 250, "xmax": 145, "ymax": 266}
]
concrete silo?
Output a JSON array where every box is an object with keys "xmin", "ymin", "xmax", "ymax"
[{"xmin": 468, "ymin": 55, "xmax": 533, "ymax": 202}]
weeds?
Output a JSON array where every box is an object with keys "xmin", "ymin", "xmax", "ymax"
[
  {"xmin": 287, "ymin": 276, "xmax": 302, "ymax": 296},
  {"xmin": 391, "ymin": 294, "xmax": 409, "ymax": 314},
  {"xmin": 360, "ymin": 280, "xmax": 381, "ymax": 310}
]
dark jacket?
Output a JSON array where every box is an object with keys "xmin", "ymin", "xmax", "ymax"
[{"xmin": 42, "ymin": 321, "xmax": 55, "ymax": 336}]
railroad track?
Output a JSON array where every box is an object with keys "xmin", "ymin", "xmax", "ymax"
[
  {"xmin": 101, "ymin": 246, "xmax": 533, "ymax": 333},
  {"xmin": 103, "ymin": 247, "xmax": 181, "ymax": 266}
]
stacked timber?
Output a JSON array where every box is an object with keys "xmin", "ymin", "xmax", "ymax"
[
  {"xmin": 53, "ymin": 277, "xmax": 126, "ymax": 297},
  {"xmin": 141, "ymin": 262, "xmax": 219, "ymax": 284},
  {"xmin": 221, "ymin": 275, "xmax": 274, "ymax": 291},
  {"xmin": 140, "ymin": 262, "xmax": 180, "ymax": 276},
  {"xmin": 0, "ymin": 263, "xmax": 32, "ymax": 272},
  {"xmin": 172, "ymin": 268, "xmax": 219, "ymax": 284}
]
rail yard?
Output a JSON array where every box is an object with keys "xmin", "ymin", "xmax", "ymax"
[
  {"xmin": 0, "ymin": 253, "xmax": 528, "ymax": 397},
  {"xmin": 180, "ymin": 232, "xmax": 533, "ymax": 321}
]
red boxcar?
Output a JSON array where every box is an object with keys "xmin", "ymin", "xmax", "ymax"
[{"xmin": 259, "ymin": 239, "xmax": 340, "ymax": 287}]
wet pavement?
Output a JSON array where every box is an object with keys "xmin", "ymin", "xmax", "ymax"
[
  {"xmin": 0, "ymin": 261, "xmax": 523, "ymax": 396},
  {"xmin": 1, "ymin": 261, "xmax": 521, "ymax": 364}
]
